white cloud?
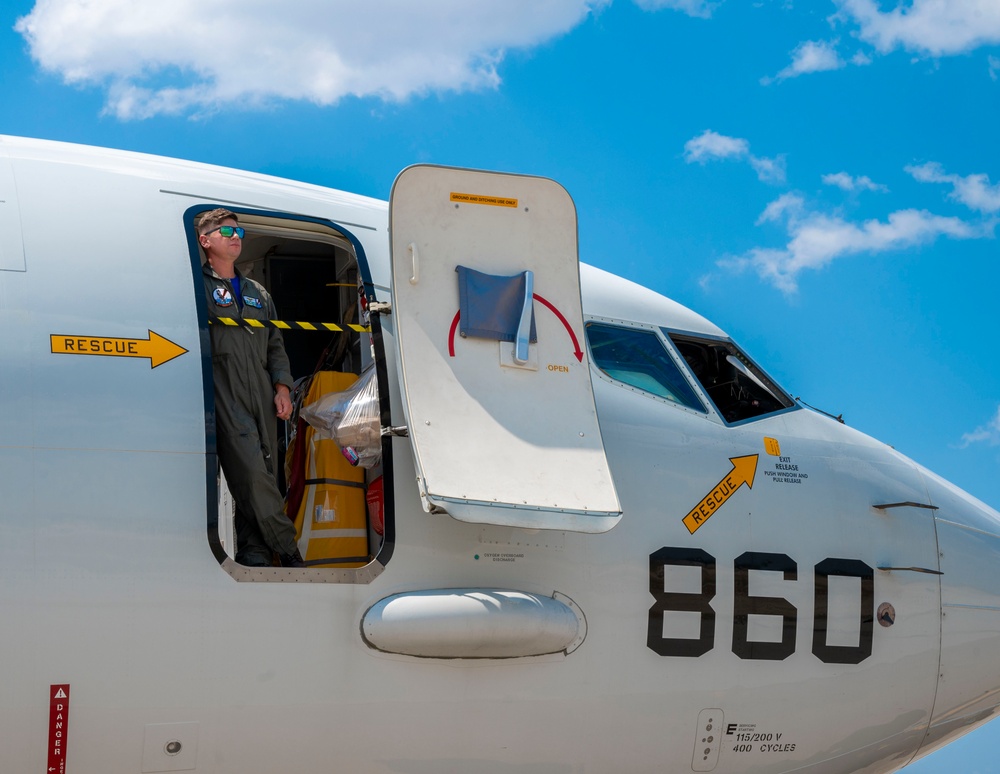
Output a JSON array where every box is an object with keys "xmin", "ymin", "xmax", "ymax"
[
  {"xmin": 835, "ymin": 0, "xmax": 1000, "ymax": 57},
  {"xmin": 14, "ymin": 0, "xmax": 610, "ymax": 119},
  {"xmin": 633, "ymin": 0, "xmax": 720, "ymax": 18},
  {"xmin": 764, "ymin": 39, "xmax": 845, "ymax": 84},
  {"xmin": 772, "ymin": 3, "xmax": 1000, "ymax": 79},
  {"xmin": 756, "ymin": 192, "xmax": 805, "ymax": 225},
  {"xmin": 907, "ymin": 162, "xmax": 1000, "ymax": 213},
  {"xmin": 822, "ymin": 171, "xmax": 888, "ymax": 192},
  {"xmin": 960, "ymin": 406, "xmax": 1000, "ymax": 447},
  {"xmin": 684, "ymin": 130, "xmax": 750, "ymax": 162},
  {"xmin": 749, "ymin": 155, "xmax": 788, "ymax": 184},
  {"xmin": 723, "ymin": 195, "xmax": 985, "ymax": 293},
  {"xmin": 683, "ymin": 130, "xmax": 786, "ymax": 184}
]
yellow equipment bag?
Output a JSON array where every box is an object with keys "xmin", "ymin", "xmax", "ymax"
[{"xmin": 293, "ymin": 371, "xmax": 369, "ymax": 567}]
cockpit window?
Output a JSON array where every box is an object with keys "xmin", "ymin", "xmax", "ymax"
[
  {"xmin": 667, "ymin": 332, "xmax": 794, "ymax": 423},
  {"xmin": 586, "ymin": 323, "xmax": 707, "ymax": 412}
]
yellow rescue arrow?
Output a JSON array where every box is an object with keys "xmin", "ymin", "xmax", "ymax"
[
  {"xmin": 50, "ymin": 330, "xmax": 188, "ymax": 369},
  {"xmin": 682, "ymin": 455, "xmax": 759, "ymax": 534}
]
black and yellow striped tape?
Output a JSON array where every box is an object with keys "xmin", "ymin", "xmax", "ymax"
[{"xmin": 209, "ymin": 317, "xmax": 370, "ymax": 333}]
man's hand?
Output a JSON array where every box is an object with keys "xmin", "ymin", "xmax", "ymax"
[{"xmin": 274, "ymin": 384, "xmax": 293, "ymax": 421}]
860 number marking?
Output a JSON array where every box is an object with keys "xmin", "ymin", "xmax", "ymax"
[{"xmin": 646, "ymin": 547, "xmax": 874, "ymax": 664}]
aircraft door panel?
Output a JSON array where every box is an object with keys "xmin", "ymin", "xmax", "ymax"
[{"xmin": 388, "ymin": 165, "xmax": 621, "ymax": 532}]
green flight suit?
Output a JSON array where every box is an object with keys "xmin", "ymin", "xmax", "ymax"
[{"xmin": 203, "ymin": 263, "xmax": 298, "ymax": 565}]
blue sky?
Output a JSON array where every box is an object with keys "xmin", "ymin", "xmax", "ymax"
[{"xmin": 3, "ymin": 1, "xmax": 999, "ymax": 769}]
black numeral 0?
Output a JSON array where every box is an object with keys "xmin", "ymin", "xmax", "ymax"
[
  {"xmin": 731, "ymin": 552, "xmax": 798, "ymax": 661},
  {"xmin": 647, "ymin": 547, "xmax": 716, "ymax": 657},
  {"xmin": 812, "ymin": 558, "xmax": 874, "ymax": 664}
]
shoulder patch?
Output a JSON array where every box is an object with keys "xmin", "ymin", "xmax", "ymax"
[{"xmin": 213, "ymin": 287, "xmax": 234, "ymax": 307}]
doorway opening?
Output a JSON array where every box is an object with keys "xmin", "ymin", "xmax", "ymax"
[{"xmin": 188, "ymin": 207, "xmax": 393, "ymax": 583}]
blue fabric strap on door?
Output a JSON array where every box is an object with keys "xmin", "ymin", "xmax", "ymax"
[{"xmin": 456, "ymin": 265, "xmax": 537, "ymax": 343}]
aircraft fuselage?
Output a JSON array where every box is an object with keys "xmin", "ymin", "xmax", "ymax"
[{"xmin": 1, "ymin": 136, "xmax": 998, "ymax": 774}]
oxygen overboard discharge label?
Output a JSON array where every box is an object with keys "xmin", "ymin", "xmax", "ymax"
[
  {"xmin": 450, "ymin": 191, "xmax": 518, "ymax": 208},
  {"xmin": 47, "ymin": 684, "xmax": 70, "ymax": 774}
]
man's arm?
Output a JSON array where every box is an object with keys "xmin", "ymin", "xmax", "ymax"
[{"xmin": 261, "ymin": 286, "xmax": 294, "ymax": 419}]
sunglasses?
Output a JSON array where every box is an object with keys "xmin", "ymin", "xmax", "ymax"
[{"xmin": 205, "ymin": 225, "xmax": 245, "ymax": 239}]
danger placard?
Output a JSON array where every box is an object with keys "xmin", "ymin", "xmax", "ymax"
[{"xmin": 47, "ymin": 684, "xmax": 70, "ymax": 774}]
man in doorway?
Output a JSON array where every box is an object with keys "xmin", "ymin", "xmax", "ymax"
[{"xmin": 198, "ymin": 208, "xmax": 305, "ymax": 568}]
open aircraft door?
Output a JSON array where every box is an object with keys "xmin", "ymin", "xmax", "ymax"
[{"xmin": 389, "ymin": 165, "xmax": 621, "ymax": 532}]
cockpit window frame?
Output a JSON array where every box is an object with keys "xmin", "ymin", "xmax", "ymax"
[
  {"xmin": 662, "ymin": 327, "xmax": 799, "ymax": 427},
  {"xmin": 584, "ymin": 317, "xmax": 710, "ymax": 418}
]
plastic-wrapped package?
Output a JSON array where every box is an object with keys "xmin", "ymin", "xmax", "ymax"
[{"xmin": 300, "ymin": 366, "xmax": 381, "ymax": 468}]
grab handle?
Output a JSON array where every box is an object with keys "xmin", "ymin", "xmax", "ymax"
[
  {"xmin": 513, "ymin": 270, "xmax": 534, "ymax": 364},
  {"xmin": 408, "ymin": 242, "xmax": 419, "ymax": 285}
]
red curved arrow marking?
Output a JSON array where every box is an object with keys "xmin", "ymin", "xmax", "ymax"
[
  {"xmin": 447, "ymin": 294, "xmax": 583, "ymax": 362},
  {"xmin": 448, "ymin": 310, "xmax": 461, "ymax": 357},
  {"xmin": 533, "ymin": 294, "xmax": 584, "ymax": 362}
]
